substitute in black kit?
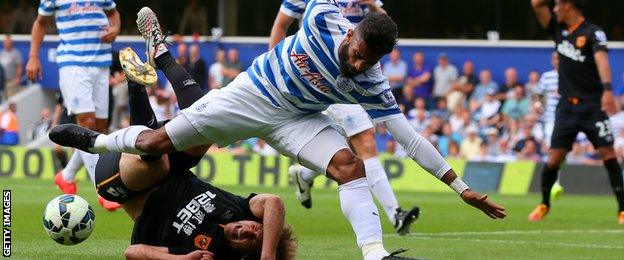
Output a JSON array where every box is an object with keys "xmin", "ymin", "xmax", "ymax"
[{"xmin": 529, "ymin": 0, "xmax": 624, "ymax": 224}]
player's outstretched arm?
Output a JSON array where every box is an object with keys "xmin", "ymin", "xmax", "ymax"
[
  {"xmin": 124, "ymin": 244, "xmax": 213, "ymax": 260},
  {"xmin": 26, "ymin": 15, "xmax": 53, "ymax": 81},
  {"xmin": 359, "ymin": 0, "xmax": 387, "ymax": 15},
  {"xmin": 269, "ymin": 12, "xmax": 296, "ymax": 50},
  {"xmin": 531, "ymin": 0, "xmax": 551, "ymax": 28},
  {"xmin": 249, "ymin": 194, "xmax": 286, "ymax": 260},
  {"xmin": 383, "ymin": 115, "xmax": 506, "ymax": 219}
]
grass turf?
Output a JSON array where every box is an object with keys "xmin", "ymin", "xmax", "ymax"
[{"xmin": 4, "ymin": 178, "xmax": 624, "ymax": 259}]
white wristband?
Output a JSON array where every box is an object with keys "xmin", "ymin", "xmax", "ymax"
[{"xmin": 450, "ymin": 178, "xmax": 469, "ymax": 195}]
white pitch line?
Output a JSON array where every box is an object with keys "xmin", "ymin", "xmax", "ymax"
[
  {"xmin": 384, "ymin": 229, "xmax": 624, "ymax": 237},
  {"xmin": 395, "ymin": 235, "xmax": 624, "ymax": 250}
]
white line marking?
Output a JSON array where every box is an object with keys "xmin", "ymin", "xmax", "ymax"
[
  {"xmin": 384, "ymin": 229, "xmax": 624, "ymax": 236},
  {"xmin": 396, "ymin": 235, "xmax": 624, "ymax": 250}
]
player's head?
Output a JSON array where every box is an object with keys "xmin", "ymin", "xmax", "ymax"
[
  {"xmin": 224, "ymin": 221, "xmax": 297, "ymax": 260},
  {"xmin": 339, "ymin": 12, "xmax": 397, "ymax": 77},
  {"xmin": 554, "ymin": 0, "xmax": 585, "ymax": 23}
]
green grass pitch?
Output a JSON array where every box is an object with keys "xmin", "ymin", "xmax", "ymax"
[{"xmin": 4, "ymin": 178, "xmax": 624, "ymax": 259}]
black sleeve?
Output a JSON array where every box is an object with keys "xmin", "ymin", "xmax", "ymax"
[
  {"xmin": 546, "ymin": 17, "xmax": 557, "ymax": 38},
  {"xmin": 168, "ymin": 246, "xmax": 191, "ymax": 255},
  {"xmin": 590, "ymin": 27, "xmax": 609, "ymax": 53},
  {"xmin": 167, "ymin": 151, "xmax": 204, "ymax": 172}
]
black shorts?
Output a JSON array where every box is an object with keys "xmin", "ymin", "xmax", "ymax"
[
  {"xmin": 95, "ymin": 152, "xmax": 149, "ymax": 203},
  {"xmin": 551, "ymin": 99, "xmax": 614, "ymax": 150},
  {"xmin": 59, "ymin": 107, "xmax": 76, "ymax": 124}
]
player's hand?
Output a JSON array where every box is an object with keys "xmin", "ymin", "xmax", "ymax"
[
  {"xmin": 460, "ymin": 189, "xmax": 506, "ymax": 219},
  {"xmin": 26, "ymin": 57, "xmax": 43, "ymax": 81},
  {"xmin": 178, "ymin": 250, "xmax": 213, "ymax": 260},
  {"xmin": 101, "ymin": 25, "xmax": 120, "ymax": 43},
  {"xmin": 602, "ymin": 90, "xmax": 619, "ymax": 116}
]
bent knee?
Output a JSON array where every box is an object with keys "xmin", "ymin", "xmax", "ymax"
[
  {"xmin": 328, "ymin": 150, "xmax": 365, "ymax": 184},
  {"xmin": 136, "ymin": 129, "xmax": 174, "ymax": 154},
  {"xmin": 351, "ymin": 129, "xmax": 377, "ymax": 157}
]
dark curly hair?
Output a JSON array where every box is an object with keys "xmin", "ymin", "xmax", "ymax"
[
  {"xmin": 561, "ymin": 0, "xmax": 585, "ymax": 12},
  {"xmin": 356, "ymin": 12, "xmax": 398, "ymax": 56}
]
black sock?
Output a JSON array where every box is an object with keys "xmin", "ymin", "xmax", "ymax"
[
  {"xmin": 603, "ymin": 158, "xmax": 624, "ymax": 212},
  {"xmin": 127, "ymin": 80, "xmax": 161, "ymax": 162},
  {"xmin": 154, "ymin": 51, "xmax": 205, "ymax": 109},
  {"xmin": 541, "ymin": 165, "xmax": 559, "ymax": 207}
]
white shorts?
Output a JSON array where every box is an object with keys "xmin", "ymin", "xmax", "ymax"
[
  {"xmin": 325, "ymin": 104, "xmax": 374, "ymax": 137},
  {"xmin": 165, "ymin": 72, "xmax": 349, "ymax": 167},
  {"xmin": 59, "ymin": 66, "xmax": 110, "ymax": 118}
]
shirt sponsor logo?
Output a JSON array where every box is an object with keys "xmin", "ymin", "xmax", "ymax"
[
  {"xmin": 68, "ymin": 1, "xmax": 103, "ymax": 16},
  {"xmin": 557, "ymin": 40, "xmax": 586, "ymax": 62},
  {"xmin": 290, "ymin": 52, "xmax": 331, "ymax": 94},
  {"xmin": 172, "ymin": 190, "xmax": 217, "ymax": 236}
]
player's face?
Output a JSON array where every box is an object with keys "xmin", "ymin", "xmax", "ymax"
[
  {"xmin": 339, "ymin": 29, "xmax": 382, "ymax": 77},
  {"xmin": 553, "ymin": 0, "xmax": 570, "ymax": 23},
  {"xmin": 224, "ymin": 220, "xmax": 263, "ymax": 251}
]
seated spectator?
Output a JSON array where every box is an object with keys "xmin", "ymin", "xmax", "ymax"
[
  {"xmin": 0, "ymin": 103, "xmax": 19, "ymax": 145},
  {"xmin": 525, "ymin": 70, "xmax": 540, "ymax": 97},
  {"xmin": 447, "ymin": 60, "xmax": 478, "ymax": 111},
  {"xmin": 405, "ymin": 51, "xmax": 432, "ymax": 107},
  {"xmin": 502, "ymin": 84, "xmax": 530, "ymax": 120},
  {"xmin": 498, "ymin": 67, "xmax": 520, "ymax": 100},
  {"xmin": 432, "ymin": 53, "xmax": 458, "ymax": 104},
  {"xmin": 475, "ymin": 88, "xmax": 501, "ymax": 124},
  {"xmin": 375, "ymin": 124, "xmax": 393, "ymax": 153},
  {"xmin": 188, "ymin": 44, "xmax": 208, "ymax": 91},
  {"xmin": 437, "ymin": 123, "xmax": 462, "ymax": 157},
  {"xmin": 222, "ymin": 48, "xmax": 242, "ymax": 86},
  {"xmin": 29, "ymin": 107, "xmax": 51, "ymax": 141},
  {"xmin": 175, "ymin": 42, "xmax": 189, "ymax": 68},
  {"xmin": 209, "ymin": 49, "xmax": 226, "ymax": 90},
  {"xmin": 383, "ymin": 48, "xmax": 408, "ymax": 100},
  {"xmin": 471, "ymin": 142, "xmax": 494, "ymax": 162},
  {"xmin": 485, "ymin": 127, "xmax": 502, "ymax": 157},
  {"xmin": 517, "ymin": 137, "xmax": 541, "ymax": 162},
  {"xmin": 408, "ymin": 108, "xmax": 430, "ymax": 133},
  {"xmin": 428, "ymin": 115, "xmax": 444, "ymax": 136},
  {"xmin": 431, "ymin": 97, "xmax": 450, "ymax": 121},
  {"xmin": 449, "ymin": 106, "xmax": 469, "ymax": 133},
  {"xmin": 460, "ymin": 125, "xmax": 482, "ymax": 160},
  {"xmin": 179, "ymin": 0, "xmax": 208, "ymax": 35},
  {"xmin": 470, "ymin": 69, "xmax": 498, "ymax": 105},
  {"xmin": 407, "ymin": 97, "xmax": 427, "ymax": 118},
  {"xmin": 448, "ymin": 140, "xmax": 461, "ymax": 158},
  {"xmin": 398, "ymin": 83, "xmax": 415, "ymax": 113}
]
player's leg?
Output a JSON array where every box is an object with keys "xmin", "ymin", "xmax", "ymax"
[
  {"xmin": 529, "ymin": 106, "xmax": 577, "ymax": 221},
  {"xmin": 349, "ymin": 128, "xmax": 419, "ymax": 234},
  {"xmin": 545, "ymin": 121, "xmax": 564, "ymax": 201},
  {"xmin": 583, "ymin": 112, "xmax": 624, "ymax": 224}
]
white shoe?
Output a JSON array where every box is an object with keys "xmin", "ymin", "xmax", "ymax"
[
  {"xmin": 288, "ymin": 164, "xmax": 313, "ymax": 209},
  {"xmin": 136, "ymin": 7, "xmax": 167, "ymax": 68}
]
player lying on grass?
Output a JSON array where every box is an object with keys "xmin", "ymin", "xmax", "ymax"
[
  {"xmin": 83, "ymin": 47, "xmax": 296, "ymax": 259},
  {"xmin": 50, "ymin": 3, "xmax": 505, "ymax": 259}
]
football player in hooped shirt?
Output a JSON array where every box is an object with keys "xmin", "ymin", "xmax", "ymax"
[
  {"xmin": 529, "ymin": 0, "xmax": 624, "ymax": 224},
  {"xmin": 270, "ymin": 0, "xmax": 421, "ymax": 236},
  {"xmin": 51, "ymin": 2, "xmax": 506, "ymax": 259}
]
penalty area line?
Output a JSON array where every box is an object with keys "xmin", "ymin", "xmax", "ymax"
[{"xmin": 387, "ymin": 235, "xmax": 624, "ymax": 250}]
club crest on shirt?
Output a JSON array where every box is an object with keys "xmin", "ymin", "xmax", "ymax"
[
  {"xmin": 576, "ymin": 36, "xmax": 586, "ymax": 48},
  {"xmin": 194, "ymin": 234, "xmax": 212, "ymax": 250},
  {"xmin": 336, "ymin": 75, "xmax": 355, "ymax": 92}
]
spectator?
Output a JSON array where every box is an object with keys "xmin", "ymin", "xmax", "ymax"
[
  {"xmin": 408, "ymin": 107, "xmax": 430, "ymax": 133},
  {"xmin": 517, "ymin": 137, "xmax": 541, "ymax": 162},
  {"xmin": 374, "ymin": 124, "xmax": 393, "ymax": 153},
  {"xmin": 175, "ymin": 42, "xmax": 189, "ymax": 68},
  {"xmin": 460, "ymin": 125, "xmax": 482, "ymax": 160},
  {"xmin": 252, "ymin": 139, "xmax": 278, "ymax": 156},
  {"xmin": 485, "ymin": 127, "xmax": 502, "ymax": 156},
  {"xmin": 525, "ymin": 70, "xmax": 540, "ymax": 97},
  {"xmin": 179, "ymin": 0, "xmax": 208, "ymax": 36},
  {"xmin": 407, "ymin": 97, "xmax": 427, "ymax": 118},
  {"xmin": 209, "ymin": 49, "xmax": 226, "ymax": 90},
  {"xmin": 1, "ymin": 35, "xmax": 23, "ymax": 99},
  {"xmin": 0, "ymin": 102, "xmax": 18, "ymax": 145},
  {"xmin": 149, "ymin": 88, "xmax": 175, "ymax": 121},
  {"xmin": 398, "ymin": 83, "xmax": 415, "ymax": 113},
  {"xmin": 383, "ymin": 48, "xmax": 408, "ymax": 99},
  {"xmin": 567, "ymin": 142, "xmax": 588, "ymax": 164},
  {"xmin": 437, "ymin": 123, "xmax": 462, "ymax": 157},
  {"xmin": 470, "ymin": 69, "xmax": 498, "ymax": 105},
  {"xmin": 449, "ymin": 106, "xmax": 468, "ymax": 133},
  {"xmin": 447, "ymin": 60, "xmax": 478, "ymax": 111},
  {"xmin": 29, "ymin": 107, "xmax": 51, "ymax": 141},
  {"xmin": 498, "ymin": 67, "xmax": 519, "ymax": 100},
  {"xmin": 110, "ymin": 70, "xmax": 128, "ymax": 131},
  {"xmin": 448, "ymin": 140, "xmax": 461, "ymax": 158},
  {"xmin": 188, "ymin": 44, "xmax": 208, "ymax": 91},
  {"xmin": 405, "ymin": 51, "xmax": 432, "ymax": 106},
  {"xmin": 432, "ymin": 53, "xmax": 458, "ymax": 103},
  {"xmin": 11, "ymin": 0, "xmax": 37, "ymax": 34},
  {"xmin": 476, "ymin": 88, "xmax": 501, "ymax": 125},
  {"xmin": 222, "ymin": 48, "xmax": 242, "ymax": 87},
  {"xmin": 502, "ymin": 84, "xmax": 530, "ymax": 120},
  {"xmin": 431, "ymin": 97, "xmax": 450, "ymax": 121}
]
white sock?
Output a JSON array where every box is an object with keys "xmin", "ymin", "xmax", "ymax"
[
  {"xmin": 79, "ymin": 151, "xmax": 99, "ymax": 187},
  {"xmin": 300, "ymin": 166, "xmax": 321, "ymax": 183},
  {"xmin": 93, "ymin": 125, "xmax": 150, "ymax": 154},
  {"xmin": 61, "ymin": 151, "xmax": 83, "ymax": 182},
  {"xmin": 338, "ymin": 178, "xmax": 385, "ymax": 249},
  {"xmin": 365, "ymin": 157, "xmax": 400, "ymax": 223},
  {"xmin": 362, "ymin": 242, "xmax": 390, "ymax": 260}
]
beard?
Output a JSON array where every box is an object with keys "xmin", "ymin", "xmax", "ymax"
[{"xmin": 338, "ymin": 43, "xmax": 357, "ymax": 78}]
